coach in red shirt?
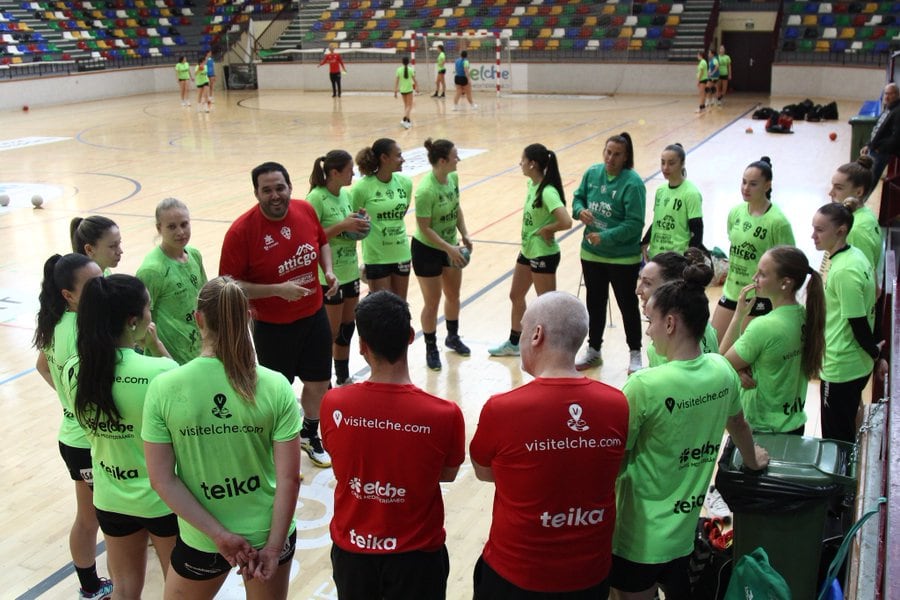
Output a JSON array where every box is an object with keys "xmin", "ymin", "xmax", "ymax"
[
  {"xmin": 319, "ymin": 47, "xmax": 347, "ymax": 97},
  {"xmin": 321, "ymin": 291, "xmax": 465, "ymax": 599},
  {"xmin": 470, "ymin": 291, "xmax": 629, "ymax": 598},
  {"xmin": 219, "ymin": 161, "xmax": 339, "ymax": 469}
]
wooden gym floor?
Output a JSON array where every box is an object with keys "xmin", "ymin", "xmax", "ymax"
[{"xmin": 0, "ymin": 84, "xmax": 866, "ymax": 599}]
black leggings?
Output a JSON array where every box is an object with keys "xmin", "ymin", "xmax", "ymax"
[
  {"xmin": 329, "ymin": 72, "xmax": 342, "ymax": 96},
  {"xmin": 820, "ymin": 374, "xmax": 870, "ymax": 443},
  {"xmin": 581, "ymin": 260, "xmax": 642, "ymax": 351}
]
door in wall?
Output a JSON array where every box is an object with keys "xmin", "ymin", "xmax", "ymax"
[{"xmin": 722, "ymin": 31, "xmax": 775, "ymax": 93}]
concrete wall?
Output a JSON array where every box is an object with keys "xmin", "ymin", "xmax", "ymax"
[{"xmin": 772, "ymin": 64, "xmax": 886, "ymax": 100}]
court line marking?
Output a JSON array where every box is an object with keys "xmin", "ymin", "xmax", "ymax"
[{"xmin": 16, "ymin": 103, "xmax": 756, "ymax": 599}]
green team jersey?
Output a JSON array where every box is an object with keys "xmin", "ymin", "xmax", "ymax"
[
  {"xmin": 437, "ymin": 51, "xmax": 446, "ymax": 70},
  {"xmin": 572, "ymin": 165, "xmax": 646, "ymax": 262},
  {"xmin": 822, "ymin": 246, "xmax": 876, "ymax": 382},
  {"xmin": 413, "ymin": 172, "xmax": 460, "ymax": 249},
  {"xmin": 307, "ymin": 187, "xmax": 359, "ymax": 285},
  {"xmin": 63, "ymin": 349, "xmax": 177, "ymax": 516},
  {"xmin": 847, "ymin": 205, "xmax": 882, "ymax": 273},
  {"xmin": 43, "ymin": 312, "xmax": 90, "ymax": 449},
  {"xmin": 396, "ymin": 65, "xmax": 415, "ymax": 94},
  {"xmin": 175, "ymin": 62, "xmax": 190, "ymax": 80},
  {"xmin": 733, "ymin": 304, "xmax": 808, "ymax": 433},
  {"xmin": 350, "ymin": 174, "xmax": 413, "ymax": 265},
  {"xmin": 697, "ymin": 58, "xmax": 708, "ymax": 81},
  {"xmin": 521, "ymin": 180, "xmax": 564, "ymax": 259},
  {"xmin": 136, "ymin": 245, "xmax": 207, "ymax": 365},
  {"xmin": 615, "ymin": 353, "xmax": 742, "ymax": 564},
  {"xmin": 142, "ymin": 358, "xmax": 301, "ymax": 552},
  {"xmin": 718, "ymin": 54, "xmax": 731, "ymax": 76},
  {"xmin": 195, "ymin": 65, "xmax": 209, "ymax": 86},
  {"xmin": 647, "ymin": 179, "xmax": 703, "ymax": 258},
  {"xmin": 723, "ymin": 203, "xmax": 795, "ymax": 301},
  {"xmin": 646, "ymin": 322, "xmax": 719, "ymax": 368}
]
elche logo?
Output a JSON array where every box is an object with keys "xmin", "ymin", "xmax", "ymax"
[
  {"xmin": 83, "ymin": 417, "xmax": 135, "ymax": 435},
  {"xmin": 679, "ymin": 441, "xmax": 721, "ymax": 468},
  {"xmin": 742, "ymin": 220, "xmax": 752, "ymax": 232},
  {"xmin": 280, "ymin": 226, "xmax": 292, "ymax": 240},
  {"xmin": 333, "ymin": 409, "xmax": 343, "ymax": 427},
  {"xmin": 347, "ymin": 477, "xmax": 407, "ymax": 502},
  {"xmin": 540, "ymin": 506, "xmax": 605, "ymax": 528},
  {"xmin": 212, "ymin": 393, "xmax": 232, "ymax": 419},
  {"xmin": 200, "ymin": 475, "xmax": 261, "ymax": 500},
  {"xmin": 98, "ymin": 459, "xmax": 138, "ymax": 481},
  {"xmin": 348, "ymin": 528, "xmax": 397, "ymax": 550},
  {"xmin": 566, "ymin": 403, "xmax": 589, "ymax": 432}
]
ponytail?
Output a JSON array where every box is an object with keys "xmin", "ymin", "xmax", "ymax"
[
  {"xmin": 33, "ymin": 253, "xmax": 95, "ymax": 350},
  {"xmin": 197, "ymin": 277, "xmax": 257, "ymax": 403},
  {"xmin": 524, "ymin": 143, "xmax": 566, "ymax": 208},
  {"xmin": 310, "ymin": 149, "xmax": 353, "ymax": 191},
  {"xmin": 606, "ymin": 132, "xmax": 635, "ymax": 170}
]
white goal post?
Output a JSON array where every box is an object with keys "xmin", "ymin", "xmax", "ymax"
[{"xmin": 410, "ymin": 31, "xmax": 512, "ymax": 97}]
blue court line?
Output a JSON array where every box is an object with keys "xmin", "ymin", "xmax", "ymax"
[
  {"xmin": 15, "ymin": 542, "xmax": 106, "ymax": 600},
  {"xmin": 0, "ymin": 367, "xmax": 35, "ymax": 387}
]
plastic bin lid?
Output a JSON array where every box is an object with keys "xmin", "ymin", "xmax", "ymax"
[{"xmin": 722, "ymin": 433, "xmax": 855, "ymax": 487}]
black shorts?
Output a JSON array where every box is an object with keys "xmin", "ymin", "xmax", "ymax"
[
  {"xmin": 455, "ymin": 75, "xmax": 469, "ymax": 86},
  {"xmin": 365, "ymin": 261, "xmax": 411, "ymax": 281},
  {"xmin": 473, "ymin": 555, "xmax": 609, "ymax": 599},
  {"xmin": 323, "ymin": 279, "xmax": 361, "ymax": 306},
  {"xmin": 698, "ymin": 79, "xmax": 708, "ymax": 84},
  {"xmin": 331, "ymin": 543, "xmax": 449, "ymax": 599},
  {"xmin": 411, "ymin": 237, "xmax": 451, "ymax": 277},
  {"xmin": 717, "ymin": 295, "xmax": 773, "ymax": 316},
  {"xmin": 96, "ymin": 508, "xmax": 178, "ymax": 538},
  {"xmin": 516, "ymin": 252, "xmax": 561, "ymax": 275},
  {"xmin": 170, "ymin": 530, "xmax": 296, "ymax": 581},
  {"xmin": 438, "ymin": 68, "xmax": 446, "ymax": 74},
  {"xmin": 253, "ymin": 306, "xmax": 332, "ymax": 382},
  {"xmin": 608, "ymin": 553, "xmax": 691, "ymax": 598},
  {"xmin": 59, "ymin": 441, "xmax": 93, "ymax": 485},
  {"xmin": 197, "ymin": 82, "xmax": 209, "ymax": 88}
]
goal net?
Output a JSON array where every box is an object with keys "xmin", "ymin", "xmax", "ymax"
[{"xmin": 414, "ymin": 31, "xmax": 512, "ymax": 96}]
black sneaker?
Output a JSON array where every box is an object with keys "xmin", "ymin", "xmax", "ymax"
[
  {"xmin": 426, "ymin": 343, "xmax": 442, "ymax": 371},
  {"xmin": 445, "ymin": 334, "xmax": 471, "ymax": 356}
]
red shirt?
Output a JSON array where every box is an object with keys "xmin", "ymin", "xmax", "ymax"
[
  {"xmin": 469, "ymin": 377, "xmax": 629, "ymax": 592},
  {"xmin": 321, "ymin": 382, "xmax": 465, "ymax": 554},
  {"xmin": 219, "ymin": 200, "xmax": 327, "ymax": 323},
  {"xmin": 320, "ymin": 52, "xmax": 345, "ymax": 74}
]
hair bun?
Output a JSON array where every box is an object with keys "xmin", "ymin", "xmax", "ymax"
[
  {"xmin": 759, "ymin": 156, "xmax": 772, "ymax": 166},
  {"xmin": 855, "ymin": 154, "xmax": 874, "ymax": 170}
]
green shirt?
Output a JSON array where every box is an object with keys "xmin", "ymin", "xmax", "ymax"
[
  {"xmin": 63, "ymin": 348, "xmax": 177, "ymax": 517},
  {"xmin": 521, "ymin": 180, "xmax": 564, "ymax": 259},
  {"xmin": 697, "ymin": 58, "xmax": 708, "ymax": 81},
  {"xmin": 413, "ymin": 172, "xmax": 460, "ymax": 249},
  {"xmin": 396, "ymin": 65, "xmax": 415, "ymax": 94},
  {"xmin": 718, "ymin": 54, "xmax": 731, "ymax": 76},
  {"xmin": 195, "ymin": 65, "xmax": 209, "ymax": 86},
  {"xmin": 723, "ymin": 203, "xmax": 795, "ymax": 301},
  {"xmin": 822, "ymin": 246, "xmax": 876, "ymax": 382},
  {"xmin": 307, "ymin": 186, "xmax": 359, "ymax": 285},
  {"xmin": 437, "ymin": 51, "xmax": 446, "ymax": 70},
  {"xmin": 647, "ymin": 179, "xmax": 703, "ymax": 258},
  {"xmin": 572, "ymin": 165, "xmax": 646, "ymax": 262},
  {"xmin": 350, "ymin": 174, "xmax": 413, "ymax": 265},
  {"xmin": 614, "ymin": 353, "xmax": 742, "ymax": 564},
  {"xmin": 647, "ymin": 322, "xmax": 719, "ymax": 368},
  {"xmin": 44, "ymin": 312, "xmax": 90, "ymax": 449},
  {"xmin": 136, "ymin": 245, "xmax": 207, "ymax": 365},
  {"xmin": 847, "ymin": 205, "xmax": 882, "ymax": 273},
  {"xmin": 733, "ymin": 304, "xmax": 808, "ymax": 433},
  {"xmin": 142, "ymin": 358, "xmax": 301, "ymax": 552},
  {"xmin": 175, "ymin": 62, "xmax": 190, "ymax": 80}
]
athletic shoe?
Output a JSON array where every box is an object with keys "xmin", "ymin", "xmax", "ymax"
[
  {"xmin": 452, "ymin": 105, "xmax": 460, "ymax": 111},
  {"xmin": 431, "ymin": 93, "xmax": 439, "ymax": 97},
  {"xmin": 79, "ymin": 578, "xmax": 113, "ymax": 600},
  {"xmin": 705, "ymin": 486, "xmax": 731, "ymax": 519},
  {"xmin": 445, "ymin": 334, "xmax": 471, "ymax": 356},
  {"xmin": 471, "ymin": 104, "xmax": 478, "ymax": 110},
  {"xmin": 575, "ymin": 346, "xmax": 603, "ymax": 371},
  {"xmin": 335, "ymin": 376, "xmax": 355, "ymax": 387},
  {"xmin": 488, "ymin": 340, "xmax": 520, "ymax": 357},
  {"xmin": 426, "ymin": 343, "xmax": 442, "ymax": 371},
  {"xmin": 628, "ymin": 350, "xmax": 643, "ymax": 374},
  {"xmin": 300, "ymin": 436, "xmax": 332, "ymax": 468},
  {"xmin": 439, "ymin": 93, "xmax": 445, "ymax": 98}
]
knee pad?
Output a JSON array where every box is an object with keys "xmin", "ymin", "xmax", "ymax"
[{"xmin": 335, "ymin": 321, "xmax": 355, "ymax": 347}]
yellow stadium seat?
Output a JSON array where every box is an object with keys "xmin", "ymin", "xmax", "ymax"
[
  {"xmin": 585, "ymin": 16, "xmax": 597, "ymax": 26},
  {"xmin": 802, "ymin": 15, "xmax": 817, "ymax": 26},
  {"xmin": 521, "ymin": 39, "xmax": 533, "ymax": 49},
  {"xmin": 539, "ymin": 27, "xmax": 552, "ymax": 38},
  {"xmin": 619, "ymin": 26, "xmax": 633, "ymax": 37},
  {"xmin": 815, "ymin": 39, "xmax": 830, "ymax": 51}
]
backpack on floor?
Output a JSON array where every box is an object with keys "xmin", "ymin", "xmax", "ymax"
[{"xmin": 690, "ymin": 517, "xmax": 734, "ymax": 600}]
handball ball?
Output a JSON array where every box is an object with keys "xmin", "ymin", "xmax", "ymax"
[
  {"xmin": 31, "ymin": 194, "xmax": 44, "ymax": 208},
  {"xmin": 342, "ymin": 211, "xmax": 371, "ymax": 241},
  {"xmin": 0, "ymin": 194, "xmax": 9, "ymax": 207},
  {"xmin": 457, "ymin": 246, "xmax": 471, "ymax": 268}
]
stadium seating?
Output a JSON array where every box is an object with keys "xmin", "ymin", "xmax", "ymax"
[{"xmin": 780, "ymin": 0, "xmax": 899, "ymax": 58}]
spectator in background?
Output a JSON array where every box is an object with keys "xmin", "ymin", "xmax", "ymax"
[
  {"xmin": 861, "ymin": 82, "xmax": 900, "ymax": 181},
  {"xmin": 319, "ymin": 46, "xmax": 347, "ymax": 98}
]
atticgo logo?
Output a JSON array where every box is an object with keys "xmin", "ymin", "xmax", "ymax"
[
  {"xmin": 540, "ymin": 506, "xmax": 605, "ymax": 528},
  {"xmin": 98, "ymin": 460, "xmax": 137, "ymax": 480},
  {"xmin": 348, "ymin": 477, "xmax": 407, "ymax": 503},
  {"xmin": 211, "ymin": 393, "xmax": 232, "ymax": 419},
  {"xmin": 277, "ymin": 243, "xmax": 318, "ymax": 276},
  {"xmin": 349, "ymin": 529, "xmax": 398, "ymax": 550},
  {"xmin": 200, "ymin": 475, "xmax": 261, "ymax": 500}
]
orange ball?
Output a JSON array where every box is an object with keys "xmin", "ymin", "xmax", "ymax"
[
  {"xmin": 829, "ymin": 132, "xmax": 837, "ymax": 141},
  {"xmin": 22, "ymin": 105, "xmax": 28, "ymax": 112},
  {"xmin": 745, "ymin": 127, "xmax": 753, "ymax": 134}
]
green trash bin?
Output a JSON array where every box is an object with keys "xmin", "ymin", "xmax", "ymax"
[
  {"xmin": 849, "ymin": 100, "xmax": 881, "ymax": 162},
  {"xmin": 715, "ymin": 434, "xmax": 856, "ymax": 600}
]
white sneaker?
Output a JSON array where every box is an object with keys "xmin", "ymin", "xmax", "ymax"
[
  {"xmin": 300, "ymin": 436, "xmax": 332, "ymax": 468},
  {"xmin": 705, "ymin": 486, "xmax": 731, "ymax": 518},
  {"xmin": 471, "ymin": 103, "xmax": 478, "ymax": 110},
  {"xmin": 628, "ymin": 350, "xmax": 643, "ymax": 374},
  {"xmin": 452, "ymin": 105, "xmax": 460, "ymax": 111},
  {"xmin": 575, "ymin": 346, "xmax": 602, "ymax": 371}
]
